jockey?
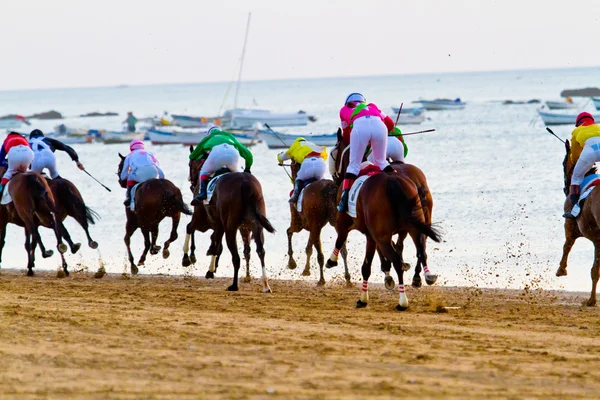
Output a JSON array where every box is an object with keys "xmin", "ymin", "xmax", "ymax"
[
  {"xmin": 120, "ymin": 139, "xmax": 164, "ymax": 206},
  {"xmin": 368, "ymin": 131, "xmax": 408, "ymax": 164},
  {"xmin": 29, "ymin": 129, "xmax": 85, "ymax": 179},
  {"xmin": 189, "ymin": 126, "xmax": 253, "ymax": 205},
  {"xmin": 277, "ymin": 137, "xmax": 328, "ymax": 205},
  {"xmin": 564, "ymin": 112, "xmax": 600, "ymax": 218},
  {"xmin": 338, "ymin": 93, "xmax": 396, "ymax": 212},
  {"xmin": 0, "ymin": 132, "xmax": 34, "ymax": 192}
]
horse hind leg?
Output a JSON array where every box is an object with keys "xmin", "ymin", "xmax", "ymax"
[
  {"xmin": 225, "ymin": 230, "xmax": 241, "ymax": 291},
  {"xmin": 286, "ymin": 226, "xmax": 298, "ymax": 270},
  {"xmin": 163, "ymin": 213, "xmax": 180, "ymax": 260},
  {"xmin": 378, "ymin": 247, "xmax": 395, "ymax": 291},
  {"xmin": 138, "ymin": 229, "xmax": 151, "ymax": 266},
  {"xmin": 312, "ymin": 230, "xmax": 326, "ymax": 286},
  {"xmin": 356, "ymin": 235, "xmax": 377, "ymax": 308},
  {"xmin": 61, "ymin": 222, "xmax": 81, "ymax": 254},
  {"xmin": 587, "ymin": 244, "xmax": 600, "ymax": 306},
  {"xmin": 302, "ymin": 235, "xmax": 313, "ymax": 277},
  {"xmin": 341, "ymin": 244, "xmax": 351, "ymax": 285},
  {"xmin": 182, "ymin": 223, "xmax": 194, "ymax": 267},
  {"xmin": 411, "ymin": 231, "xmax": 436, "ymax": 286},
  {"xmin": 558, "ymin": 221, "xmax": 579, "ymax": 277},
  {"xmin": 242, "ymin": 229, "xmax": 252, "ymax": 282},
  {"xmin": 378, "ymin": 240, "xmax": 409, "ymax": 311},
  {"xmin": 150, "ymin": 225, "xmax": 161, "ymax": 255},
  {"xmin": 206, "ymin": 229, "xmax": 223, "ymax": 279},
  {"xmin": 254, "ymin": 227, "xmax": 272, "ymax": 293},
  {"xmin": 124, "ymin": 219, "xmax": 139, "ymax": 274}
]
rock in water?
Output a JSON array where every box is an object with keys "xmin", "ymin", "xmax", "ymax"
[
  {"xmin": 26, "ymin": 110, "xmax": 63, "ymax": 120},
  {"xmin": 560, "ymin": 87, "xmax": 600, "ymax": 97}
]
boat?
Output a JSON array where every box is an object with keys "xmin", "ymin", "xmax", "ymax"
[
  {"xmin": 416, "ymin": 99, "xmax": 466, "ymax": 110},
  {"xmin": 390, "ymin": 107, "xmax": 426, "ymax": 125},
  {"xmin": 148, "ymin": 128, "xmax": 259, "ymax": 147},
  {"xmin": 94, "ymin": 130, "xmax": 146, "ymax": 144},
  {"xmin": 171, "ymin": 115, "xmax": 223, "ymax": 128},
  {"xmin": 258, "ymin": 130, "xmax": 338, "ymax": 149},
  {"xmin": 537, "ymin": 109, "xmax": 600, "ymax": 125},
  {"xmin": 0, "ymin": 117, "xmax": 27, "ymax": 130},
  {"xmin": 222, "ymin": 109, "xmax": 309, "ymax": 129},
  {"xmin": 592, "ymin": 98, "xmax": 600, "ymax": 111},
  {"xmin": 545, "ymin": 99, "xmax": 577, "ymax": 110}
]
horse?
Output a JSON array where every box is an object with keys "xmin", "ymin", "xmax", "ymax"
[
  {"xmin": 117, "ymin": 154, "xmax": 192, "ymax": 274},
  {"xmin": 188, "ymin": 157, "xmax": 275, "ymax": 292},
  {"xmin": 285, "ymin": 161, "xmax": 350, "ymax": 285},
  {"xmin": 557, "ymin": 139, "xmax": 599, "ymax": 306},
  {"xmin": 326, "ymin": 131, "xmax": 442, "ymax": 310},
  {"xmin": 328, "ymin": 128, "xmax": 438, "ymax": 289},
  {"xmin": 0, "ymin": 170, "xmax": 67, "ymax": 276}
]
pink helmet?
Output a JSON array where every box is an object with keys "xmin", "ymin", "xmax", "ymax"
[{"xmin": 130, "ymin": 139, "xmax": 144, "ymax": 151}]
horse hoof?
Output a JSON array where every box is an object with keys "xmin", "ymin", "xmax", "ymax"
[
  {"xmin": 243, "ymin": 276, "xmax": 251, "ymax": 283},
  {"xmin": 395, "ymin": 304, "xmax": 408, "ymax": 312},
  {"xmin": 42, "ymin": 250, "xmax": 54, "ymax": 258},
  {"xmin": 326, "ymin": 259, "xmax": 338, "ymax": 269},
  {"xmin": 317, "ymin": 279, "xmax": 325, "ymax": 286},
  {"xmin": 182, "ymin": 256, "xmax": 191, "ymax": 267},
  {"xmin": 586, "ymin": 299, "xmax": 597, "ymax": 307},
  {"xmin": 58, "ymin": 244, "xmax": 68, "ymax": 254},
  {"xmin": 425, "ymin": 274, "xmax": 438, "ymax": 285},
  {"xmin": 402, "ymin": 262, "xmax": 411, "ymax": 272},
  {"xmin": 131, "ymin": 265, "xmax": 139, "ymax": 275},
  {"xmin": 190, "ymin": 255, "xmax": 197, "ymax": 264},
  {"xmin": 206, "ymin": 271, "xmax": 215, "ymax": 279},
  {"xmin": 89, "ymin": 241, "xmax": 99, "ymax": 249},
  {"xmin": 287, "ymin": 258, "xmax": 297, "ymax": 270},
  {"xmin": 56, "ymin": 269, "xmax": 66, "ymax": 279},
  {"xmin": 162, "ymin": 249, "xmax": 170, "ymax": 259},
  {"xmin": 301, "ymin": 269, "xmax": 311, "ymax": 277},
  {"xmin": 263, "ymin": 287, "xmax": 272, "ymax": 293},
  {"xmin": 137, "ymin": 261, "xmax": 145, "ymax": 266},
  {"xmin": 345, "ymin": 273, "xmax": 352, "ymax": 285},
  {"xmin": 27, "ymin": 269, "xmax": 34, "ymax": 277},
  {"xmin": 64, "ymin": 269, "xmax": 70, "ymax": 277},
  {"xmin": 412, "ymin": 277, "xmax": 422, "ymax": 288},
  {"xmin": 556, "ymin": 268, "xmax": 568, "ymax": 277},
  {"xmin": 384, "ymin": 276, "xmax": 395, "ymax": 291},
  {"xmin": 227, "ymin": 285, "xmax": 239, "ymax": 292},
  {"xmin": 71, "ymin": 243, "xmax": 81, "ymax": 254},
  {"xmin": 356, "ymin": 300, "xmax": 368, "ymax": 308},
  {"xmin": 150, "ymin": 249, "xmax": 158, "ymax": 256}
]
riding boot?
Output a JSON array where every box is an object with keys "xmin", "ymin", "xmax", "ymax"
[
  {"xmin": 289, "ymin": 179, "xmax": 305, "ymax": 205},
  {"xmin": 123, "ymin": 186, "xmax": 133, "ymax": 206},
  {"xmin": 563, "ymin": 193, "xmax": 581, "ymax": 219},
  {"xmin": 191, "ymin": 179, "xmax": 209, "ymax": 206},
  {"xmin": 383, "ymin": 165, "xmax": 395, "ymax": 173},
  {"xmin": 337, "ymin": 173, "xmax": 357, "ymax": 212}
]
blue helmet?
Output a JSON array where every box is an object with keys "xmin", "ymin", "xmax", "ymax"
[{"xmin": 345, "ymin": 93, "xmax": 366, "ymax": 105}]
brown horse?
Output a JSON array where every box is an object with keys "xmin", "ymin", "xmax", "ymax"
[
  {"xmin": 285, "ymin": 161, "xmax": 350, "ymax": 285},
  {"xmin": 117, "ymin": 154, "xmax": 192, "ymax": 274},
  {"xmin": 188, "ymin": 157, "xmax": 275, "ymax": 292},
  {"xmin": 0, "ymin": 171, "xmax": 66, "ymax": 276},
  {"xmin": 328, "ymin": 129, "xmax": 438, "ymax": 289},
  {"xmin": 327, "ymin": 133, "xmax": 441, "ymax": 310},
  {"xmin": 558, "ymin": 139, "xmax": 599, "ymax": 306}
]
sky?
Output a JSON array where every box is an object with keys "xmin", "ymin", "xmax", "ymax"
[{"xmin": 0, "ymin": 0, "xmax": 599, "ymax": 91}]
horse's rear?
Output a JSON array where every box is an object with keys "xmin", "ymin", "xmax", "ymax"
[{"xmin": 208, "ymin": 172, "xmax": 275, "ymax": 292}]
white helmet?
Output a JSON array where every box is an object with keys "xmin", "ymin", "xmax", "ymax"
[{"xmin": 345, "ymin": 93, "xmax": 366, "ymax": 105}]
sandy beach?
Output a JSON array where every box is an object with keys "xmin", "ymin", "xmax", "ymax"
[{"xmin": 1, "ymin": 269, "xmax": 598, "ymax": 399}]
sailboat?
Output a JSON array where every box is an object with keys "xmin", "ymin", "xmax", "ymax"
[{"xmin": 221, "ymin": 13, "xmax": 310, "ymax": 130}]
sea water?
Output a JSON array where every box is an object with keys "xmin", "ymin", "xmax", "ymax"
[{"xmin": 1, "ymin": 66, "xmax": 599, "ymax": 291}]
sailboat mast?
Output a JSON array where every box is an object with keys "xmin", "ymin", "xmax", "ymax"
[{"xmin": 233, "ymin": 12, "xmax": 251, "ymax": 111}]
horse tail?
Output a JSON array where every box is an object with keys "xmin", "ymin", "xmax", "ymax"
[
  {"xmin": 386, "ymin": 176, "xmax": 441, "ymax": 243},
  {"xmin": 27, "ymin": 174, "xmax": 57, "ymax": 214},
  {"xmin": 170, "ymin": 192, "xmax": 193, "ymax": 216},
  {"xmin": 57, "ymin": 179, "xmax": 100, "ymax": 225},
  {"xmin": 242, "ymin": 179, "xmax": 276, "ymax": 233}
]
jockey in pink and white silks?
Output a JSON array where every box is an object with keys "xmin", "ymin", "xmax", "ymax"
[
  {"xmin": 337, "ymin": 93, "xmax": 397, "ymax": 212},
  {"xmin": 120, "ymin": 140, "xmax": 164, "ymax": 206}
]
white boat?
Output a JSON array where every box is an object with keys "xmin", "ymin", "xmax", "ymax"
[
  {"xmin": 171, "ymin": 115, "xmax": 223, "ymax": 128},
  {"xmin": 97, "ymin": 130, "xmax": 146, "ymax": 144},
  {"xmin": 537, "ymin": 109, "xmax": 600, "ymax": 125},
  {"xmin": 258, "ymin": 130, "xmax": 337, "ymax": 150},
  {"xmin": 48, "ymin": 134, "xmax": 95, "ymax": 145},
  {"xmin": 545, "ymin": 100, "xmax": 577, "ymax": 110},
  {"xmin": 592, "ymin": 98, "xmax": 600, "ymax": 111},
  {"xmin": 390, "ymin": 107, "xmax": 426, "ymax": 125},
  {"xmin": 0, "ymin": 118, "xmax": 27, "ymax": 130},
  {"xmin": 416, "ymin": 99, "xmax": 466, "ymax": 110},
  {"xmin": 148, "ymin": 128, "xmax": 259, "ymax": 147},
  {"xmin": 223, "ymin": 109, "xmax": 309, "ymax": 130}
]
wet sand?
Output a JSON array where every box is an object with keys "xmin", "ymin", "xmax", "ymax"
[{"xmin": 0, "ymin": 269, "xmax": 599, "ymax": 399}]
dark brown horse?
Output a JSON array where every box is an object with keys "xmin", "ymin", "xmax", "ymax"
[
  {"xmin": 558, "ymin": 140, "xmax": 599, "ymax": 306},
  {"xmin": 0, "ymin": 170, "xmax": 66, "ymax": 276},
  {"xmin": 188, "ymin": 157, "xmax": 275, "ymax": 292},
  {"xmin": 118, "ymin": 154, "xmax": 192, "ymax": 274},
  {"xmin": 327, "ymin": 133, "xmax": 441, "ymax": 310},
  {"xmin": 285, "ymin": 161, "xmax": 350, "ymax": 285}
]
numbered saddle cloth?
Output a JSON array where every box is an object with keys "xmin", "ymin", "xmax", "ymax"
[{"xmin": 572, "ymin": 174, "xmax": 600, "ymax": 217}]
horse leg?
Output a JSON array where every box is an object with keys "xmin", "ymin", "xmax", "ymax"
[
  {"xmin": 254, "ymin": 228, "xmax": 271, "ymax": 293},
  {"xmin": 163, "ymin": 213, "xmax": 180, "ymax": 260},
  {"xmin": 286, "ymin": 226, "xmax": 299, "ymax": 270},
  {"xmin": 190, "ymin": 231, "xmax": 197, "ymax": 264},
  {"xmin": 0, "ymin": 216, "xmax": 6, "ymax": 269},
  {"xmin": 150, "ymin": 225, "xmax": 161, "ymax": 255},
  {"xmin": 557, "ymin": 220, "xmax": 580, "ymax": 277},
  {"xmin": 24, "ymin": 229, "xmax": 34, "ymax": 276},
  {"xmin": 327, "ymin": 215, "xmax": 353, "ymax": 268},
  {"xmin": 587, "ymin": 244, "xmax": 600, "ymax": 306},
  {"xmin": 378, "ymin": 247, "xmax": 395, "ymax": 291},
  {"xmin": 124, "ymin": 219, "xmax": 139, "ymax": 275},
  {"xmin": 301, "ymin": 235, "xmax": 313, "ymax": 277},
  {"xmin": 206, "ymin": 229, "xmax": 223, "ymax": 279},
  {"xmin": 182, "ymin": 223, "xmax": 194, "ymax": 267},
  {"xmin": 50, "ymin": 215, "xmax": 67, "ymax": 255},
  {"xmin": 312, "ymin": 230, "xmax": 326, "ymax": 286},
  {"xmin": 73, "ymin": 208, "xmax": 98, "ymax": 249},
  {"xmin": 395, "ymin": 230, "xmax": 413, "ymax": 273},
  {"xmin": 341, "ymin": 244, "xmax": 351, "ymax": 285},
  {"xmin": 378, "ymin": 240, "xmax": 409, "ymax": 311},
  {"xmin": 356, "ymin": 234, "xmax": 376, "ymax": 308},
  {"xmin": 138, "ymin": 229, "xmax": 151, "ymax": 266},
  {"xmin": 61, "ymin": 222, "xmax": 81, "ymax": 255},
  {"xmin": 36, "ymin": 234, "xmax": 54, "ymax": 258},
  {"xmin": 225, "ymin": 230, "xmax": 241, "ymax": 291},
  {"xmin": 410, "ymin": 231, "xmax": 436, "ymax": 286},
  {"xmin": 242, "ymin": 229, "xmax": 252, "ymax": 283}
]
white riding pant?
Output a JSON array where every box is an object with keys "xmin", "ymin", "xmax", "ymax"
[
  {"xmin": 31, "ymin": 149, "xmax": 59, "ymax": 179},
  {"xmin": 4, "ymin": 145, "xmax": 34, "ymax": 181},
  {"xmin": 297, "ymin": 156, "xmax": 326, "ymax": 181},
  {"xmin": 347, "ymin": 116, "xmax": 389, "ymax": 176},
  {"xmin": 200, "ymin": 143, "xmax": 240, "ymax": 178},
  {"xmin": 129, "ymin": 164, "xmax": 160, "ymax": 183},
  {"xmin": 369, "ymin": 136, "xmax": 404, "ymax": 163},
  {"xmin": 572, "ymin": 137, "xmax": 600, "ymax": 185}
]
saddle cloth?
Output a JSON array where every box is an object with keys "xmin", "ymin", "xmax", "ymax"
[
  {"xmin": 205, "ymin": 173, "xmax": 230, "ymax": 204},
  {"xmin": 1, "ymin": 181, "xmax": 12, "ymax": 205},
  {"xmin": 347, "ymin": 175, "xmax": 371, "ymax": 218},
  {"xmin": 572, "ymin": 174, "xmax": 600, "ymax": 217},
  {"xmin": 294, "ymin": 180, "xmax": 316, "ymax": 213}
]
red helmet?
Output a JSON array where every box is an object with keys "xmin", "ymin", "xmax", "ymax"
[{"xmin": 576, "ymin": 112, "xmax": 595, "ymax": 127}]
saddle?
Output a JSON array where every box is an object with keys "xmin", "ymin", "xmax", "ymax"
[
  {"xmin": 205, "ymin": 168, "xmax": 232, "ymax": 203},
  {"xmin": 293, "ymin": 178, "xmax": 317, "ymax": 213},
  {"xmin": 572, "ymin": 174, "xmax": 600, "ymax": 217}
]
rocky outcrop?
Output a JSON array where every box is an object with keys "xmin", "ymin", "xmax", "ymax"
[
  {"xmin": 80, "ymin": 112, "xmax": 119, "ymax": 118},
  {"xmin": 26, "ymin": 110, "xmax": 63, "ymax": 120},
  {"xmin": 560, "ymin": 87, "xmax": 600, "ymax": 97}
]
